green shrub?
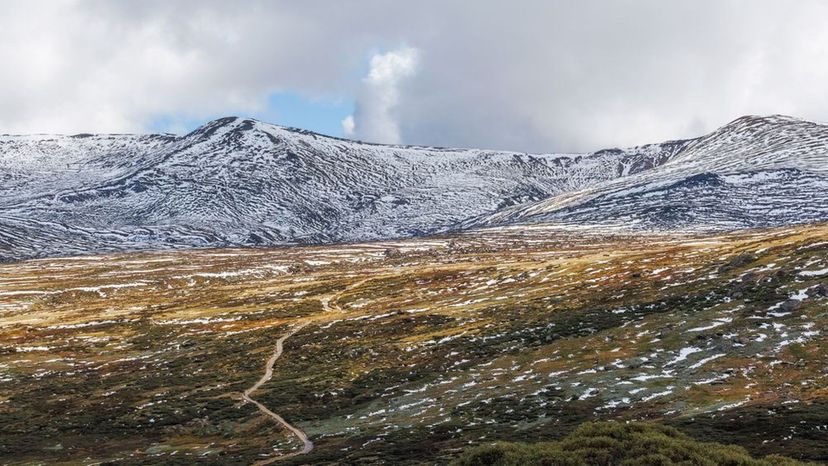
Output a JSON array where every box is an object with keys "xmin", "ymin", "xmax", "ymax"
[{"xmin": 453, "ymin": 422, "xmax": 811, "ymax": 466}]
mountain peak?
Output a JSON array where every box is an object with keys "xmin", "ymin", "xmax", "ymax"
[
  {"xmin": 719, "ymin": 114, "xmax": 817, "ymax": 133},
  {"xmin": 182, "ymin": 116, "xmax": 273, "ymax": 141}
]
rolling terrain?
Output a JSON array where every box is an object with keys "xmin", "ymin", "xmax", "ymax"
[
  {"xmin": 477, "ymin": 115, "xmax": 828, "ymax": 230},
  {"xmin": 0, "ymin": 117, "xmax": 687, "ymax": 261},
  {"xmin": 2, "ymin": 115, "xmax": 828, "ymax": 464},
  {"xmin": 1, "ymin": 222, "xmax": 826, "ymax": 464},
  {"xmin": 3, "ymin": 115, "xmax": 828, "ymax": 262}
]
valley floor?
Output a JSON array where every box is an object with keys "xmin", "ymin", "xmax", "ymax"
[{"xmin": 0, "ymin": 223, "xmax": 827, "ymax": 464}]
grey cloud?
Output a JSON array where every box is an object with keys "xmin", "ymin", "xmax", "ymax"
[{"xmin": 1, "ymin": 0, "xmax": 827, "ymax": 152}]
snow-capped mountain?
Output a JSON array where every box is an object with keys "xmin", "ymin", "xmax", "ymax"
[
  {"xmin": 474, "ymin": 115, "xmax": 828, "ymax": 231},
  {"xmin": 0, "ymin": 117, "xmax": 687, "ymax": 260},
  {"xmin": 3, "ymin": 114, "xmax": 827, "ymax": 261}
]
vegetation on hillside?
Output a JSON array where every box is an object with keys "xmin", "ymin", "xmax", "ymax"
[
  {"xmin": 454, "ymin": 421, "xmax": 810, "ymax": 466},
  {"xmin": 0, "ymin": 224, "xmax": 826, "ymax": 464}
]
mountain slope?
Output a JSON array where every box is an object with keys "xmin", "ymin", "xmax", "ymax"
[
  {"xmin": 2, "ymin": 222, "xmax": 828, "ymax": 463},
  {"xmin": 474, "ymin": 115, "xmax": 828, "ymax": 231},
  {"xmin": 4, "ymin": 114, "xmax": 828, "ymax": 261},
  {"xmin": 0, "ymin": 117, "xmax": 688, "ymax": 260}
]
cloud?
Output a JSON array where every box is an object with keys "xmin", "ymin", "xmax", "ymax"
[
  {"xmin": 344, "ymin": 46, "xmax": 419, "ymax": 144},
  {"xmin": 391, "ymin": 1, "xmax": 828, "ymax": 152},
  {"xmin": 2, "ymin": 1, "xmax": 828, "ymax": 152},
  {"xmin": 0, "ymin": 1, "xmax": 372, "ymax": 134},
  {"xmin": 341, "ymin": 114, "xmax": 355, "ymax": 137}
]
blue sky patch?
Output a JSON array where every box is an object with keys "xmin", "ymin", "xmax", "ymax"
[{"xmin": 149, "ymin": 91, "xmax": 354, "ymax": 137}]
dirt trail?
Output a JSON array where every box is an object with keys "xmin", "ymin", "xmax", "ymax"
[
  {"xmin": 320, "ymin": 278, "xmax": 371, "ymax": 313},
  {"xmin": 242, "ymin": 321, "xmax": 313, "ymax": 464},
  {"xmin": 242, "ymin": 280, "xmax": 372, "ymax": 463}
]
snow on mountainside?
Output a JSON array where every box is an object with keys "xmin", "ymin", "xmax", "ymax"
[
  {"xmin": 474, "ymin": 115, "xmax": 828, "ymax": 231},
  {"xmin": 0, "ymin": 117, "xmax": 688, "ymax": 260}
]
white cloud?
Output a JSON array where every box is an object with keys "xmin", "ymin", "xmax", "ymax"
[
  {"xmin": 349, "ymin": 47, "xmax": 419, "ymax": 144},
  {"xmin": 0, "ymin": 1, "xmax": 371, "ymax": 134},
  {"xmin": 341, "ymin": 114, "xmax": 355, "ymax": 137},
  {"xmin": 2, "ymin": 1, "xmax": 828, "ymax": 152}
]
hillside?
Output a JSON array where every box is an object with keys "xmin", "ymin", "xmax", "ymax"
[
  {"xmin": 4, "ymin": 115, "xmax": 828, "ymax": 261},
  {"xmin": 0, "ymin": 117, "xmax": 687, "ymax": 261},
  {"xmin": 1, "ymin": 222, "xmax": 826, "ymax": 464},
  {"xmin": 476, "ymin": 115, "xmax": 828, "ymax": 230}
]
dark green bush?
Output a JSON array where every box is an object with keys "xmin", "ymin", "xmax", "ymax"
[{"xmin": 453, "ymin": 422, "xmax": 811, "ymax": 466}]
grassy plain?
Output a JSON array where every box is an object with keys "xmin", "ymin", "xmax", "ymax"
[{"xmin": 1, "ymin": 223, "xmax": 827, "ymax": 464}]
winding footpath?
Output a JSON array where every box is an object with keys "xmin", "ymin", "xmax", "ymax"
[
  {"xmin": 242, "ymin": 283, "xmax": 368, "ymax": 463},
  {"xmin": 242, "ymin": 321, "xmax": 313, "ymax": 464}
]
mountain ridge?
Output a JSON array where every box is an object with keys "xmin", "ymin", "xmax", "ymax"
[
  {"xmin": 471, "ymin": 114, "xmax": 828, "ymax": 231},
  {"xmin": 0, "ymin": 116, "xmax": 690, "ymax": 260},
  {"xmin": 2, "ymin": 114, "xmax": 827, "ymax": 261}
]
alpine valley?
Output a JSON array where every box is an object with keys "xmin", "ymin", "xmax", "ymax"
[{"xmin": 1, "ymin": 115, "xmax": 827, "ymax": 465}]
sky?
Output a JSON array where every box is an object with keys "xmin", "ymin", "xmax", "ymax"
[{"xmin": 2, "ymin": 0, "xmax": 828, "ymax": 153}]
